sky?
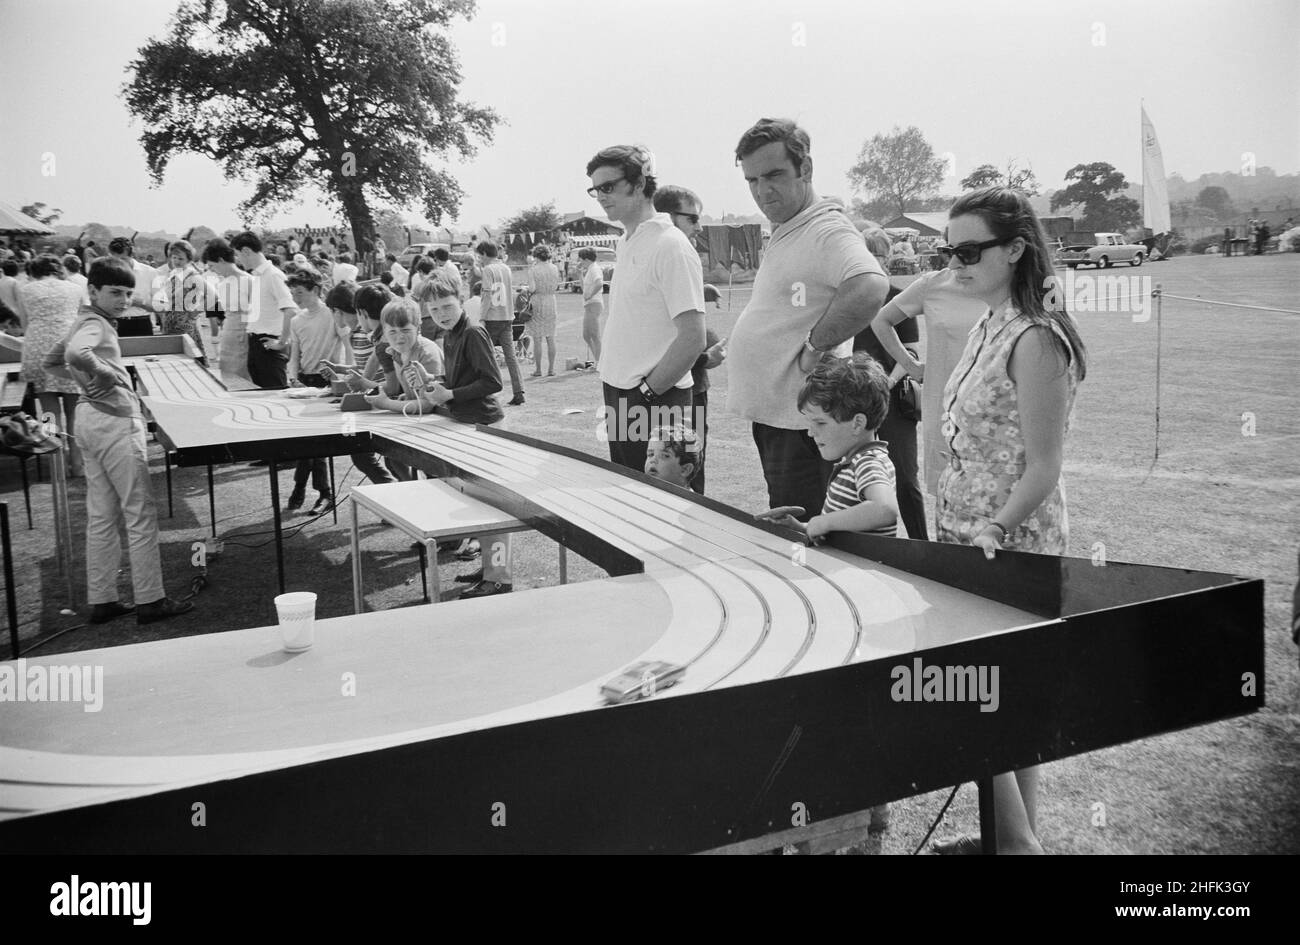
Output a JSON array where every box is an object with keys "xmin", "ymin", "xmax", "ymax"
[{"xmin": 1, "ymin": 0, "xmax": 1297, "ymax": 235}]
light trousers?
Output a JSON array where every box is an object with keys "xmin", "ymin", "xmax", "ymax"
[{"xmin": 76, "ymin": 404, "xmax": 164, "ymax": 605}]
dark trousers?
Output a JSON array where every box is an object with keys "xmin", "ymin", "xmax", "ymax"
[
  {"xmin": 484, "ymin": 320, "xmax": 524, "ymax": 396},
  {"xmin": 292, "ymin": 373, "xmax": 329, "ymax": 494},
  {"xmin": 752, "ymin": 422, "xmax": 833, "ymax": 522},
  {"xmin": 602, "ymin": 382, "xmax": 693, "ymax": 474},
  {"xmin": 877, "ymin": 401, "xmax": 927, "ymax": 540},
  {"xmin": 115, "ymin": 315, "xmax": 154, "ymax": 338},
  {"xmin": 351, "ymin": 452, "xmax": 396, "ymax": 484},
  {"xmin": 248, "ymin": 333, "xmax": 288, "ymax": 390}
]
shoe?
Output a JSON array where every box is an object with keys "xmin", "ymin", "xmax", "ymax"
[
  {"xmin": 136, "ymin": 597, "xmax": 195, "ymax": 625},
  {"xmin": 507, "ymin": 394, "xmax": 525, "ymax": 406},
  {"xmin": 930, "ymin": 833, "xmax": 983, "ymax": 855},
  {"xmin": 455, "ymin": 540, "xmax": 480, "ymax": 561},
  {"xmin": 89, "ymin": 601, "xmax": 135, "ymax": 624},
  {"xmin": 459, "ymin": 580, "xmax": 512, "ymax": 599},
  {"xmin": 455, "ymin": 568, "xmax": 484, "ymax": 584},
  {"xmin": 546, "ymin": 371, "xmax": 555, "ymax": 377},
  {"xmin": 286, "ymin": 488, "xmax": 306, "ymax": 511},
  {"xmin": 310, "ymin": 493, "xmax": 335, "ymax": 515},
  {"xmin": 529, "ymin": 372, "xmax": 542, "ymax": 378}
]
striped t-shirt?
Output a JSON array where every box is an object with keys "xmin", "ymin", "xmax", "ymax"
[{"xmin": 822, "ymin": 441, "xmax": 898, "ymax": 537}]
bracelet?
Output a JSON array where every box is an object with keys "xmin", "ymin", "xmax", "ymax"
[{"xmin": 984, "ymin": 521, "xmax": 1009, "ymax": 540}]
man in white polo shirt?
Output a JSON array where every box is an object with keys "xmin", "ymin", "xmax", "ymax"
[
  {"xmin": 587, "ymin": 144, "xmax": 705, "ymax": 472},
  {"xmin": 231, "ymin": 231, "xmax": 296, "ymax": 390},
  {"xmin": 727, "ymin": 118, "xmax": 889, "ymax": 519}
]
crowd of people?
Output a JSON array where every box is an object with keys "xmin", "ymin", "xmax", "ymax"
[{"xmin": 3, "ymin": 116, "xmax": 1092, "ymax": 854}]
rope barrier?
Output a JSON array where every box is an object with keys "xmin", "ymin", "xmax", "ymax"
[{"xmin": 1158, "ymin": 293, "xmax": 1300, "ymax": 315}]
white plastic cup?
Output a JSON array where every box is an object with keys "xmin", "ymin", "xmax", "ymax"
[{"xmin": 275, "ymin": 592, "xmax": 317, "ymax": 652}]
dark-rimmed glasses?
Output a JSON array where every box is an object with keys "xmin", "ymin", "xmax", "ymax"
[
  {"xmin": 586, "ymin": 178, "xmax": 627, "ymax": 198},
  {"xmin": 672, "ymin": 211, "xmax": 700, "ymax": 226},
  {"xmin": 936, "ymin": 237, "xmax": 1013, "ymax": 265}
]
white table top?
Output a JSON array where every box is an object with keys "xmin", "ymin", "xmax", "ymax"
[{"xmin": 352, "ymin": 478, "xmax": 527, "ymax": 539}]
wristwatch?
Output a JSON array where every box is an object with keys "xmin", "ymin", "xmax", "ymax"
[{"xmin": 638, "ymin": 378, "xmax": 659, "ymax": 399}]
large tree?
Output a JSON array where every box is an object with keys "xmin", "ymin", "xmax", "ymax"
[
  {"xmin": 960, "ymin": 160, "xmax": 1040, "ymax": 196},
  {"xmin": 1195, "ymin": 185, "xmax": 1235, "ymax": 220},
  {"xmin": 502, "ymin": 201, "xmax": 561, "ymax": 236},
  {"xmin": 847, "ymin": 126, "xmax": 947, "ymax": 218},
  {"xmin": 124, "ymin": 0, "xmax": 498, "ymax": 250},
  {"xmin": 1050, "ymin": 162, "xmax": 1140, "ymax": 231}
]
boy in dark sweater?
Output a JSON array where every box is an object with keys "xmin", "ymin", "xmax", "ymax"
[{"xmin": 382, "ymin": 273, "xmax": 510, "ymax": 598}]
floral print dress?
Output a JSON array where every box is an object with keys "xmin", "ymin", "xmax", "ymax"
[{"xmin": 936, "ymin": 300, "xmax": 1079, "ymax": 554}]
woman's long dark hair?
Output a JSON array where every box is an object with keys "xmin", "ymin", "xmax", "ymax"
[{"xmin": 949, "ymin": 187, "xmax": 1087, "ymax": 381}]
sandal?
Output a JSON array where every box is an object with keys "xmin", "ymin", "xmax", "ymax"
[
  {"xmin": 455, "ymin": 539, "xmax": 481, "ymax": 561},
  {"xmin": 930, "ymin": 833, "xmax": 983, "ymax": 855}
]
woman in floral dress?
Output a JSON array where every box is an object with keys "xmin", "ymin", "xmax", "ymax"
[
  {"xmin": 524, "ymin": 245, "xmax": 560, "ymax": 376},
  {"xmin": 156, "ymin": 240, "xmax": 209, "ymax": 361},
  {"xmin": 18, "ymin": 254, "xmax": 85, "ymax": 475},
  {"xmin": 930, "ymin": 187, "xmax": 1088, "ymax": 855}
]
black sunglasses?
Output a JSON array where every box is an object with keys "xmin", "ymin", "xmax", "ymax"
[
  {"xmin": 672, "ymin": 211, "xmax": 700, "ymax": 226},
  {"xmin": 936, "ymin": 237, "xmax": 1013, "ymax": 265},
  {"xmin": 586, "ymin": 178, "xmax": 627, "ymax": 198}
]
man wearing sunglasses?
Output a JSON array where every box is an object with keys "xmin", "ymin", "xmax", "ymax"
[
  {"xmin": 586, "ymin": 145, "xmax": 706, "ymax": 473},
  {"xmin": 727, "ymin": 118, "xmax": 888, "ymax": 520}
]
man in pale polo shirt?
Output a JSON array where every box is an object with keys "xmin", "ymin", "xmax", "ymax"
[
  {"xmin": 587, "ymin": 144, "xmax": 705, "ymax": 473},
  {"xmin": 231, "ymin": 230, "xmax": 296, "ymax": 390},
  {"xmin": 727, "ymin": 118, "xmax": 888, "ymax": 519}
]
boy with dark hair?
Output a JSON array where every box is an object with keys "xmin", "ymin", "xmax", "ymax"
[
  {"xmin": 758, "ymin": 352, "xmax": 897, "ymax": 539},
  {"xmin": 284, "ymin": 267, "xmax": 342, "ymax": 513},
  {"xmin": 231, "ymin": 230, "xmax": 296, "ymax": 389},
  {"xmin": 43, "ymin": 259, "xmax": 194, "ymax": 625},
  {"xmin": 643, "ymin": 424, "xmax": 701, "ymax": 490},
  {"xmin": 587, "ymin": 144, "xmax": 705, "ymax": 473}
]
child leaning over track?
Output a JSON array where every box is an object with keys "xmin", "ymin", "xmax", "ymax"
[
  {"xmin": 368, "ymin": 274, "xmax": 513, "ymax": 600},
  {"xmin": 756, "ymin": 351, "xmax": 898, "ymax": 843},
  {"xmin": 643, "ymin": 424, "xmax": 701, "ymax": 490},
  {"xmin": 756, "ymin": 352, "xmax": 899, "ymax": 541},
  {"xmin": 363, "ymin": 297, "xmax": 444, "ymax": 481}
]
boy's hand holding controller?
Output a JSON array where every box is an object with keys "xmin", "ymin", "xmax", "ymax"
[
  {"xmin": 345, "ymin": 370, "xmax": 378, "ymax": 392},
  {"xmin": 756, "ymin": 505, "xmax": 808, "ymax": 533}
]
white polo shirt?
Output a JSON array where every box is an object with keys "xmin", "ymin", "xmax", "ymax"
[
  {"xmin": 727, "ymin": 198, "xmax": 883, "ymax": 429},
  {"xmin": 244, "ymin": 259, "xmax": 295, "ymax": 336},
  {"xmin": 600, "ymin": 214, "xmax": 703, "ymax": 390}
]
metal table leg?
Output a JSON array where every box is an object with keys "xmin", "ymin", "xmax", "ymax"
[
  {"xmin": 350, "ymin": 496, "xmax": 363, "ymax": 614},
  {"xmin": 268, "ymin": 461, "xmax": 285, "ymax": 594},
  {"xmin": 559, "ymin": 545, "xmax": 567, "ymax": 585},
  {"xmin": 207, "ymin": 462, "xmax": 217, "ymax": 537},
  {"xmin": 977, "ymin": 775, "xmax": 998, "ymax": 855},
  {"xmin": 425, "ymin": 538, "xmax": 440, "ymax": 604}
]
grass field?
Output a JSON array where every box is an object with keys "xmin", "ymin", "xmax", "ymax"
[{"xmin": 3, "ymin": 252, "xmax": 1297, "ymax": 853}]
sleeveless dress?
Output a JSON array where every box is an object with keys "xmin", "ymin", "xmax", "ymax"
[
  {"xmin": 158, "ymin": 264, "xmax": 209, "ymax": 357},
  {"xmin": 20, "ymin": 278, "xmax": 83, "ymax": 395},
  {"xmin": 936, "ymin": 300, "xmax": 1080, "ymax": 554},
  {"xmin": 525, "ymin": 261, "xmax": 559, "ymax": 342}
]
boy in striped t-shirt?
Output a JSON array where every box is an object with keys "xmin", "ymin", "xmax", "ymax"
[{"xmin": 758, "ymin": 353, "xmax": 898, "ymax": 540}]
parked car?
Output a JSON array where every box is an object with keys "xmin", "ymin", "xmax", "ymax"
[
  {"xmin": 1055, "ymin": 232, "xmax": 1146, "ymax": 269},
  {"xmin": 563, "ymin": 246, "xmax": 616, "ymax": 291},
  {"xmin": 397, "ymin": 242, "xmax": 451, "ymax": 271}
]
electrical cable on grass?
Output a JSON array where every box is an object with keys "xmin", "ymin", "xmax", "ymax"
[{"xmin": 912, "ymin": 786, "xmax": 962, "ymax": 856}]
